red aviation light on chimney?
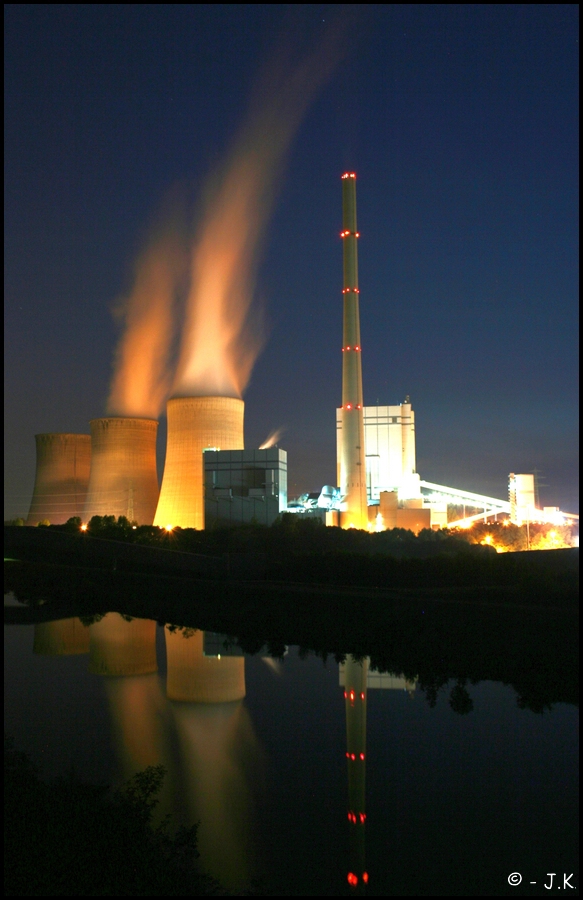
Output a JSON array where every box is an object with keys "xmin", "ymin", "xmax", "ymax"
[
  {"xmin": 342, "ymin": 172, "xmax": 357, "ymax": 179},
  {"xmin": 348, "ymin": 873, "xmax": 358, "ymax": 886}
]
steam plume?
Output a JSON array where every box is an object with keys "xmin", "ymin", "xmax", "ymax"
[
  {"xmin": 106, "ymin": 19, "xmax": 346, "ymax": 413},
  {"xmin": 259, "ymin": 427, "xmax": 285, "ymax": 449},
  {"xmin": 172, "ymin": 28, "xmax": 344, "ymax": 399},
  {"xmin": 106, "ymin": 194, "xmax": 187, "ymax": 418}
]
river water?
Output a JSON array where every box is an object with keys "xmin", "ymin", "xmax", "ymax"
[{"xmin": 4, "ymin": 609, "xmax": 579, "ymax": 896}]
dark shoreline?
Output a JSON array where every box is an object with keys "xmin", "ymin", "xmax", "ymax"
[{"xmin": 5, "ymin": 548, "xmax": 579, "ymax": 712}]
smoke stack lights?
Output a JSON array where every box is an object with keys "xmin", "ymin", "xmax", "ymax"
[
  {"xmin": 339, "ymin": 174, "xmax": 368, "ymax": 529},
  {"xmin": 154, "ymin": 396, "xmax": 245, "ymax": 530}
]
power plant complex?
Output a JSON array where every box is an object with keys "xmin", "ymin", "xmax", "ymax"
[{"xmin": 23, "ymin": 174, "xmax": 576, "ymax": 533}]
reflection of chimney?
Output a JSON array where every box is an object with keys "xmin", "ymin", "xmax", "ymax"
[
  {"xmin": 154, "ymin": 397, "xmax": 244, "ymax": 530},
  {"xmin": 84, "ymin": 418, "xmax": 159, "ymax": 524},
  {"xmin": 88, "ymin": 614, "xmax": 157, "ymax": 676},
  {"xmin": 165, "ymin": 628, "xmax": 245, "ymax": 703},
  {"xmin": 344, "ymin": 655, "xmax": 369, "ymax": 893},
  {"xmin": 27, "ymin": 434, "xmax": 91, "ymax": 525},
  {"xmin": 339, "ymin": 174, "xmax": 368, "ymax": 529},
  {"xmin": 33, "ymin": 618, "xmax": 90, "ymax": 656}
]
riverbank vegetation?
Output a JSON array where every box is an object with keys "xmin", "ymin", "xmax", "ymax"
[{"xmin": 4, "ymin": 737, "xmax": 223, "ymax": 896}]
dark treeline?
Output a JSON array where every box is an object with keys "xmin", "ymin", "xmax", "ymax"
[
  {"xmin": 4, "ymin": 519, "xmax": 579, "ymax": 606},
  {"xmin": 4, "ymin": 737, "xmax": 223, "ymax": 896}
]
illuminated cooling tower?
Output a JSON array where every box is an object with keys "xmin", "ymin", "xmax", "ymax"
[
  {"xmin": 165, "ymin": 628, "xmax": 245, "ymax": 702},
  {"xmin": 26, "ymin": 433, "xmax": 91, "ymax": 525},
  {"xmin": 154, "ymin": 397, "xmax": 244, "ymax": 530},
  {"xmin": 83, "ymin": 417, "xmax": 159, "ymax": 524},
  {"xmin": 33, "ymin": 618, "xmax": 90, "ymax": 656},
  {"xmin": 88, "ymin": 614, "xmax": 157, "ymax": 676}
]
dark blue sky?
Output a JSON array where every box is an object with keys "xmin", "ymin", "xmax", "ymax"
[{"xmin": 4, "ymin": 4, "xmax": 579, "ymax": 518}]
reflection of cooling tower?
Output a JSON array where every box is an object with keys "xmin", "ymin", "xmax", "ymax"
[
  {"xmin": 33, "ymin": 618, "xmax": 90, "ymax": 655},
  {"xmin": 171, "ymin": 700, "xmax": 257, "ymax": 890},
  {"xmin": 89, "ymin": 614, "xmax": 158, "ymax": 676},
  {"xmin": 154, "ymin": 397, "xmax": 244, "ymax": 530},
  {"xmin": 26, "ymin": 433, "xmax": 91, "ymax": 525},
  {"xmin": 83, "ymin": 418, "xmax": 159, "ymax": 524},
  {"xmin": 165, "ymin": 628, "xmax": 245, "ymax": 702}
]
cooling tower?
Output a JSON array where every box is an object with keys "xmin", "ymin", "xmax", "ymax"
[
  {"xmin": 26, "ymin": 433, "xmax": 91, "ymax": 525},
  {"xmin": 83, "ymin": 417, "xmax": 159, "ymax": 524},
  {"xmin": 154, "ymin": 396, "xmax": 245, "ymax": 530},
  {"xmin": 33, "ymin": 618, "xmax": 90, "ymax": 656},
  {"xmin": 88, "ymin": 613, "xmax": 158, "ymax": 676},
  {"xmin": 165, "ymin": 628, "xmax": 246, "ymax": 702}
]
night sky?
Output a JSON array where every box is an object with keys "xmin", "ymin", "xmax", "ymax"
[{"xmin": 4, "ymin": 4, "xmax": 579, "ymax": 519}]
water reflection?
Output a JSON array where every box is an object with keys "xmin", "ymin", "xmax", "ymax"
[
  {"xmin": 165, "ymin": 626, "xmax": 245, "ymax": 702},
  {"xmin": 82, "ymin": 618, "xmax": 260, "ymax": 891},
  {"xmin": 164, "ymin": 626, "xmax": 258, "ymax": 889},
  {"xmin": 340, "ymin": 659, "xmax": 419, "ymax": 894},
  {"xmin": 172, "ymin": 699, "xmax": 259, "ymax": 889},
  {"xmin": 33, "ymin": 617, "xmax": 90, "ymax": 656},
  {"xmin": 103, "ymin": 673, "xmax": 174, "ymax": 782},
  {"xmin": 343, "ymin": 656, "xmax": 369, "ymax": 893},
  {"xmin": 5, "ymin": 605, "xmax": 578, "ymax": 896},
  {"xmin": 88, "ymin": 613, "xmax": 157, "ymax": 676}
]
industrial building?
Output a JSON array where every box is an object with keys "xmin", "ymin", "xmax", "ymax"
[
  {"xmin": 336, "ymin": 399, "xmax": 419, "ymax": 503},
  {"xmin": 204, "ymin": 448, "xmax": 287, "ymax": 528},
  {"xmin": 509, "ymin": 473, "xmax": 536, "ymax": 526}
]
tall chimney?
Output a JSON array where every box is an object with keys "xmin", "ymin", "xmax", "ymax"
[
  {"xmin": 339, "ymin": 173, "xmax": 368, "ymax": 528},
  {"xmin": 154, "ymin": 396, "xmax": 244, "ymax": 530}
]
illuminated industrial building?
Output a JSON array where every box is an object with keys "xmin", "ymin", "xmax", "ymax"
[
  {"xmin": 26, "ymin": 433, "xmax": 91, "ymax": 525},
  {"xmin": 336, "ymin": 399, "xmax": 419, "ymax": 503},
  {"xmin": 509, "ymin": 473, "xmax": 536, "ymax": 525},
  {"xmin": 204, "ymin": 448, "xmax": 287, "ymax": 528},
  {"xmin": 154, "ymin": 396, "xmax": 244, "ymax": 530},
  {"xmin": 84, "ymin": 417, "xmax": 159, "ymax": 524}
]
